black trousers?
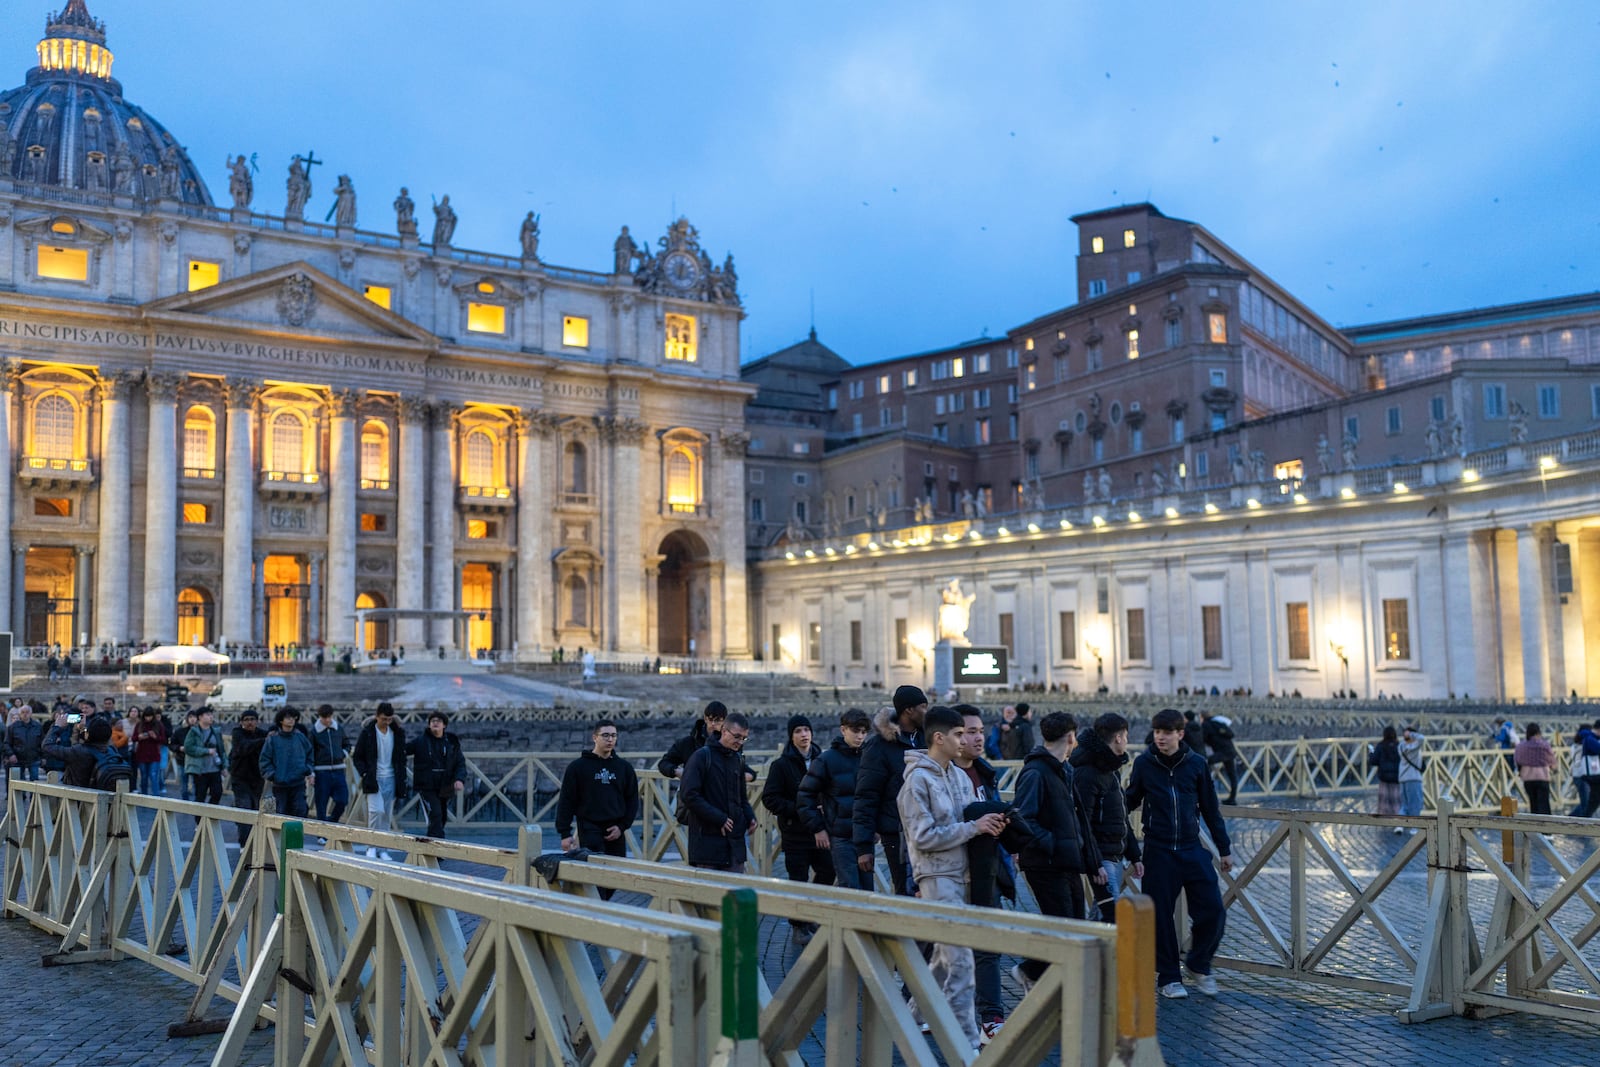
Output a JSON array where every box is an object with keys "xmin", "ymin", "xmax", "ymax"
[
  {"xmin": 192, "ymin": 771, "xmax": 223, "ymax": 806},
  {"xmin": 233, "ymin": 784, "xmax": 260, "ymax": 849},
  {"xmin": 577, "ymin": 826, "xmax": 627, "ymax": 899},
  {"xmin": 1523, "ymin": 779, "xmax": 1551, "ymax": 815},
  {"xmin": 1209, "ymin": 754, "xmax": 1240, "ymax": 801},
  {"xmin": 782, "ymin": 844, "xmax": 836, "ymax": 923},
  {"xmin": 1021, "ymin": 868, "xmax": 1077, "ymax": 981},
  {"xmin": 420, "ymin": 791, "xmax": 449, "ymax": 838}
]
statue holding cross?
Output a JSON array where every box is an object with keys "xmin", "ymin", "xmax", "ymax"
[{"xmin": 285, "ymin": 150, "xmax": 320, "ymax": 220}]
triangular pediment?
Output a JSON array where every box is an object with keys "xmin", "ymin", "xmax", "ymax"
[{"xmin": 144, "ymin": 261, "xmax": 436, "ymax": 346}]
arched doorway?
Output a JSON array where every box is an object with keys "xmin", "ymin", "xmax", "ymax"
[
  {"xmin": 263, "ymin": 555, "xmax": 305, "ymax": 651},
  {"xmin": 177, "ymin": 587, "xmax": 214, "ymax": 646},
  {"xmin": 461, "ymin": 563, "xmax": 496, "ymax": 657},
  {"xmin": 356, "ymin": 591, "xmax": 388, "ymax": 653},
  {"xmin": 656, "ymin": 531, "xmax": 711, "ymax": 656}
]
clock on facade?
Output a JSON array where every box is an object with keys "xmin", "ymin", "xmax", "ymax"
[{"xmin": 663, "ymin": 251, "xmax": 701, "ymax": 291}]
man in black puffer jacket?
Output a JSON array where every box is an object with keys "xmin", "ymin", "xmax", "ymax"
[
  {"xmin": 851, "ymin": 685, "xmax": 926, "ymax": 895},
  {"xmin": 798, "ymin": 708, "xmax": 871, "ymax": 888},
  {"xmin": 1070, "ymin": 712, "xmax": 1141, "ymax": 922},
  {"xmin": 1014, "ymin": 713, "xmax": 1103, "ymax": 920},
  {"xmin": 761, "ymin": 714, "xmax": 835, "ymax": 943},
  {"xmin": 679, "ymin": 711, "xmax": 756, "ymax": 871},
  {"xmin": 408, "ymin": 712, "xmax": 467, "ymax": 839},
  {"xmin": 658, "ymin": 701, "xmax": 756, "ymax": 783}
]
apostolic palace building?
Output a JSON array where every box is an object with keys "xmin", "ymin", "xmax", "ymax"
[{"xmin": 4, "ymin": 4, "xmax": 1599, "ymax": 702}]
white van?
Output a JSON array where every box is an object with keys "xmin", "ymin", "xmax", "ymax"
[{"xmin": 207, "ymin": 677, "xmax": 288, "ymax": 711}]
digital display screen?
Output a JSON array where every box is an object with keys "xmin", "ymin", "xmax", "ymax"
[{"xmin": 953, "ymin": 646, "xmax": 1009, "ymax": 685}]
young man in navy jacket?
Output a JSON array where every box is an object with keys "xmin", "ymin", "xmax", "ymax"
[{"xmin": 1125, "ymin": 707, "xmax": 1234, "ymax": 1000}]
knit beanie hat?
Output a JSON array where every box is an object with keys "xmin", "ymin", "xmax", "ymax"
[
  {"xmin": 892, "ymin": 685, "xmax": 927, "ymax": 712},
  {"xmin": 787, "ymin": 714, "xmax": 812, "ymax": 740},
  {"xmin": 87, "ymin": 719, "xmax": 112, "ymax": 744}
]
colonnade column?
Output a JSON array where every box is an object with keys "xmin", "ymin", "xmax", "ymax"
[
  {"xmin": 0, "ymin": 361, "xmax": 16, "ymax": 633},
  {"xmin": 428, "ymin": 403, "xmax": 459, "ymax": 651},
  {"xmin": 717, "ymin": 432, "xmax": 751, "ymax": 657},
  {"xmin": 514, "ymin": 412, "xmax": 550, "ymax": 660},
  {"xmin": 11, "ymin": 544, "xmax": 27, "ymax": 639},
  {"xmin": 307, "ymin": 553, "xmax": 323, "ymax": 646},
  {"xmin": 601, "ymin": 416, "xmax": 647, "ymax": 652},
  {"xmin": 74, "ymin": 546, "xmax": 94, "ymax": 648},
  {"xmin": 220, "ymin": 378, "xmax": 258, "ymax": 650},
  {"xmin": 252, "ymin": 550, "xmax": 266, "ymax": 646},
  {"xmin": 142, "ymin": 373, "xmax": 181, "ymax": 643},
  {"xmin": 1517, "ymin": 523, "xmax": 1560, "ymax": 700},
  {"xmin": 325, "ymin": 390, "xmax": 357, "ymax": 647},
  {"xmin": 395, "ymin": 398, "xmax": 428, "ymax": 649},
  {"xmin": 93, "ymin": 370, "xmax": 134, "ymax": 645}
]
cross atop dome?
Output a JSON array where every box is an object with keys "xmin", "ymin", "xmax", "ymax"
[{"xmin": 38, "ymin": 0, "xmax": 112, "ymax": 79}]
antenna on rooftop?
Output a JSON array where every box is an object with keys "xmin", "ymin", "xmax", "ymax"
[{"xmin": 809, "ymin": 288, "xmax": 816, "ymax": 340}]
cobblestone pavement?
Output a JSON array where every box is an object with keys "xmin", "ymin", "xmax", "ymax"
[{"xmin": 4, "ymin": 795, "xmax": 1598, "ymax": 1066}]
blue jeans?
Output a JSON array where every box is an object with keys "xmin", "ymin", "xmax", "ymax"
[
  {"xmin": 273, "ymin": 782, "xmax": 308, "ymax": 819},
  {"xmin": 1094, "ymin": 858, "xmax": 1124, "ymax": 922},
  {"xmin": 137, "ymin": 760, "xmax": 164, "ymax": 795},
  {"xmin": 1400, "ymin": 780, "xmax": 1425, "ymax": 819},
  {"xmin": 314, "ymin": 769, "xmax": 349, "ymax": 822},
  {"xmin": 14, "ymin": 762, "xmax": 39, "ymax": 782},
  {"xmin": 1142, "ymin": 844, "xmax": 1226, "ymax": 986},
  {"xmin": 829, "ymin": 837, "xmax": 861, "ymax": 889}
]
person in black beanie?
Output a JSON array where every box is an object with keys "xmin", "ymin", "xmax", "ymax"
[
  {"xmin": 852, "ymin": 684, "xmax": 927, "ymax": 894},
  {"xmin": 761, "ymin": 713, "xmax": 835, "ymax": 945}
]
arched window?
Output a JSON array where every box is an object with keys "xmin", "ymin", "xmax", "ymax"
[
  {"xmin": 566, "ymin": 574, "xmax": 588, "ymax": 627},
  {"xmin": 176, "ymin": 586, "xmax": 213, "ymax": 646},
  {"xmin": 269, "ymin": 410, "xmax": 304, "ymax": 474},
  {"xmin": 565, "ymin": 441, "xmax": 587, "ymax": 495},
  {"xmin": 183, "ymin": 406, "xmax": 215, "ymax": 475},
  {"xmin": 666, "ymin": 447, "xmax": 698, "ymax": 512},
  {"xmin": 463, "ymin": 429, "xmax": 495, "ymax": 487},
  {"xmin": 360, "ymin": 419, "xmax": 390, "ymax": 488},
  {"xmin": 33, "ymin": 394, "xmax": 75, "ymax": 459}
]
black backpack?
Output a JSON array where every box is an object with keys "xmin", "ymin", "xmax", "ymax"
[{"xmin": 91, "ymin": 744, "xmax": 134, "ymax": 792}]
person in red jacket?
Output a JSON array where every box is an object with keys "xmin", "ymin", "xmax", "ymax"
[{"xmin": 131, "ymin": 706, "xmax": 168, "ymax": 795}]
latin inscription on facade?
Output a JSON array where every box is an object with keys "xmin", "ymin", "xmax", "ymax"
[{"xmin": 268, "ymin": 506, "xmax": 308, "ymax": 530}]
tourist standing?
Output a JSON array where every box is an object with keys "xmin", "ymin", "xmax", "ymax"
[
  {"xmin": 761, "ymin": 714, "xmax": 835, "ymax": 944},
  {"xmin": 555, "ymin": 720, "xmax": 638, "ymax": 856},
  {"xmin": 1514, "ymin": 722, "xmax": 1556, "ymax": 816},
  {"xmin": 131, "ymin": 707, "xmax": 168, "ymax": 795},
  {"xmin": 1397, "ymin": 725, "xmax": 1426, "ymax": 832},
  {"xmin": 258, "ymin": 709, "xmax": 314, "ymax": 818},
  {"xmin": 1370, "ymin": 726, "xmax": 1402, "ymax": 817},
  {"xmin": 1070, "ymin": 712, "xmax": 1141, "ymax": 922},
  {"xmin": 1125, "ymin": 708, "xmax": 1233, "ymax": 999},
  {"xmin": 1200, "ymin": 709, "xmax": 1241, "ymax": 804},
  {"xmin": 310, "ymin": 705, "xmax": 350, "ymax": 822},
  {"xmin": 353, "ymin": 703, "xmax": 409, "ymax": 854},
  {"xmin": 4, "ymin": 701, "xmax": 44, "ymax": 784},
  {"xmin": 678, "ymin": 711, "xmax": 756, "ymax": 872},
  {"xmin": 797, "ymin": 708, "xmax": 871, "ymax": 888},
  {"xmin": 171, "ymin": 711, "xmax": 198, "ymax": 800},
  {"xmin": 229, "ymin": 711, "xmax": 267, "ymax": 847},
  {"xmin": 1570, "ymin": 720, "xmax": 1600, "ymax": 818},
  {"xmin": 852, "ymin": 686, "xmax": 927, "ymax": 894},
  {"xmin": 409, "ymin": 712, "xmax": 466, "ymax": 838},
  {"xmin": 184, "ymin": 709, "xmax": 225, "ymax": 805},
  {"xmin": 954, "ymin": 705, "xmax": 1020, "ymax": 1042}
]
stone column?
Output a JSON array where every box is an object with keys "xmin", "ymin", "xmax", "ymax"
[
  {"xmin": 1517, "ymin": 523, "xmax": 1559, "ymax": 701},
  {"xmin": 94, "ymin": 371, "xmax": 135, "ymax": 645},
  {"xmin": 514, "ymin": 412, "xmax": 551, "ymax": 660},
  {"xmin": 252, "ymin": 550, "xmax": 266, "ymax": 647},
  {"xmin": 325, "ymin": 390, "xmax": 358, "ymax": 646},
  {"xmin": 601, "ymin": 416, "xmax": 648, "ymax": 652},
  {"xmin": 75, "ymin": 546, "xmax": 94, "ymax": 649},
  {"xmin": 395, "ymin": 398, "xmax": 428, "ymax": 650},
  {"xmin": 221, "ymin": 378, "xmax": 258, "ymax": 648},
  {"xmin": 716, "ymin": 431, "xmax": 752, "ymax": 657},
  {"xmin": 0, "ymin": 361, "xmax": 16, "ymax": 633},
  {"xmin": 428, "ymin": 403, "xmax": 459, "ymax": 650},
  {"xmin": 1442, "ymin": 530, "xmax": 1496, "ymax": 700},
  {"xmin": 307, "ymin": 553, "xmax": 323, "ymax": 646},
  {"xmin": 142, "ymin": 373, "xmax": 182, "ymax": 643},
  {"xmin": 11, "ymin": 543, "xmax": 28, "ymax": 639}
]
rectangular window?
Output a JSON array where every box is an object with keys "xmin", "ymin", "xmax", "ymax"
[
  {"xmin": 562, "ymin": 315, "xmax": 589, "ymax": 348},
  {"xmin": 1345, "ymin": 415, "xmax": 1360, "ymax": 441},
  {"xmin": 974, "ymin": 387, "xmax": 990, "ymax": 408},
  {"xmin": 34, "ymin": 496, "xmax": 71, "ymax": 517},
  {"xmin": 1123, "ymin": 228, "xmax": 1136, "ymax": 248},
  {"xmin": 1207, "ymin": 312, "xmax": 1228, "ymax": 344},
  {"xmin": 932, "ymin": 423, "xmax": 948, "ymax": 442},
  {"xmin": 1125, "ymin": 608, "xmax": 1147, "ymax": 661},
  {"xmin": 1386, "ymin": 405, "xmax": 1402, "ymax": 435},
  {"xmin": 1382, "ymin": 599, "xmax": 1411, "ymax": 660},
  {"xmin": 1210, "ymin": 411, "xmax": 1226, "ymax": 432},
  {"xmin": 952, "ymin": 357, "xmax": 965, "ymax": 378},
  {"xmin": 1592, "ymin": 384, "xmax": 1600, "ymax": 419},
  {"xmin": 825, "ymin": 387, "xmax": 837, "ymax": 410},
  {"xmin": 1091, "ymin": 235, "xmax": 1105, "ymax": 254},
  {"xmin": 467, "ymin": 302, "xmax": 506, "ymax": 334},
  {"xmin": 1086, "ymin": 342, "xmax": 1102, "ymax": 371},
  {"xmin": 975, "ymin": 417, "xmax": 991, "ymax": 444},
  {"xmin": 1538, "ymin": 384, "xmax": 1559, "ymax": 419},
  {"xmin": 895, "ymin": 617, "xmax": 909, "ymax": 661},
  {"xmin": 466, "ymin": 518, "xmax": 498, "ymax": 539},
  {"xmin": 363, "ymin": 284, "xmax": 392, "ymax": 309},
  {"xmin": 1209, "ymin": 368, "xmax": 1227, "ymax": 387},
  {"xmin": 935, "ymin": 395, "xmax": 947, "ymax": 416},
  {"xmin": 848, "ymin": 380, "xmax": 865, "ymax": 400},
  {"xmin": 1127, "ymin": 270, "xmax": 1142, "ymax": 285},
  {"xmin": 852, "ymin": 412, "xmax": 863, "ymax": 432},
  {"xmin": 849, "ymin": 620, "xmax": 863, "ymax": 661},
  {"xmin": 950, "ymin": 392, "xmax": 964, "ymax": 412},
  {"xmin": 187, "ymin": 260, "xmax": 220, "ymax": 291},
  {"xmin": 1087, "ymin": 279, "xmax": 1107, "ymax": 297},
  {"xmin": 880, "ymin": 407, "xmax": 893, "ymax": 427},
  {"xmin": 998, "ymin": 613, "xmax": 1015, "ymax": 654},
  {"xmin": 1059, "ymin": 611, "xmax": 1076, "ymax": 660},
  {"xmin": 1165, "ymin": 318, "xmax": 1182, "ymax": 349},
  {"xmin": 359, "ymin": 512, "xmax": 387, "ymax": 532},
  {"xmin": 771, "ymin": 624, "xmax": 782, "ymax": 662},
  {"xmin": 878, "ymin": 374, "xmax": 891, "ymax": 394},
  {"xmin": 1195, "ymin": 452, "xmax": 1209, "ymax": 478},
  {"xmin": 182, "ymin": 501, "xmax": 210, "ymax": 524},
  {"xmin": 1285, "ymin": 602, "xmax": 1310, "ymax": 660},
  {"xmin": 903, "ymin": 368, "xmax": 918, "ymax": 388},
  {"xmin": 1483, "ymin": 383, "xmax": 1506, "ymax": 419},
  {"xmin": 1006, "ymin": 348, "xmax": 1019, "ymax": 369},
  {"xmin": 1430, "ymin": 395, "xmax": 1446, "ymax": 423},
  {"xmin": 748, "ymin": 497, "xmax": 764, "ymax": 521},
  {"xmin": 1008, "ymin": 413, "xmax": 1018, "ymax": 440},
  {"xmin": 931, "ymin": 360, "xmax": 949, "ymax": 381},
  {"xmin": 664, "ymin": 313, "xmax": 697, "ymax": 361},
  {"xmin": 1124, "ymin": 329, "xmax": 1139, "ymax": 360},
  {"xmin": 792, "ymin": 471, "xmax": 808, "ymax": 485},
  {"xmin": 974, "ymin": 352, "xmax": 991, "ymax": 373},
  {"xmin": 1201, "ymin": 605, "xmax": 1224, "ymax": 660},
  {"xmin": 37, "ymin": 245, "xmax": 88, "ymax": 281},
  {"xmin": 806, "ymin": 621, "xmax": 822, "ymax": 663},
  {"xmin": 793, "ymin": 499, "xmax": 807, "ymax": 522},
  {"xmin": 748, "ymin": 468, "xmax": 764, "ymax": 484}
]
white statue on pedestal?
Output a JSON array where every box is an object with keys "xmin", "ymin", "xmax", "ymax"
[{"xmin": 937, "ymin": 578, "xmax": 975, "ymax": 643}]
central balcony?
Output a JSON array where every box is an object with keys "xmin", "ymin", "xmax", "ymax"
[
  {"xmin": 259, "ymin": 470, "xmax": 326, "ymax": 500},
  {"xmin": 17, "ymin": 455, "xmax": 97, "ymax": 488},
  {"xmin": 458, "ymin": 484, "xmax": 515, "ymax": 512}
]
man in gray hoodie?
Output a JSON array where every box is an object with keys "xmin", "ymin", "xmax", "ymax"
[{"xmin": 896, "ymin": 705, "xmax": 1006, "ymax": 1052}]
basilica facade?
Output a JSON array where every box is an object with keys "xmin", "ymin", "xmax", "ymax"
[{"xmin": 0, "ymin": 2, "xmax": 753, "ymax": 661}]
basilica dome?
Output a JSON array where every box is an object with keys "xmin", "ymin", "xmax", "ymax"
[{"xmin": 0, "ymin": 1, "xmax": 212, "ymax": 206}]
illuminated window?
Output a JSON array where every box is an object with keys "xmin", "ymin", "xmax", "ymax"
[
  {"xmin": 903, "ymin": 368, "xmax": 918, "ymax": 388},
  {"xmin": 183, "ymin": 406, "xmax": 215, "ymax": 475},
  {"xmin": 182, "ymin": 502, "xmax": 211, "ymax": 524},
  {"xmin": 359, "ymin": 512, "xmax": 388, "ymax": 532},
  {"xmin": 562, "ymin": 316, "xmax": 589, "ymax": 348},
  {"xmin": 952, "ymin": 357, "xmax": 965, "ymax": 378},
  {"xmin": 177, "ymin": 588, "xmax": 212, "ymax": 647},
  {"xmin": 466, "ymin": 519, "xmax": 498, "ymax": 539},
  {"xmin": 467, "ymin": 302, "xmax": 506, "ymax": 334},
  {"xmin": 1382, "ymin": 599, "xmax": 1411, "ymax": 660},
  {"xmin": 1123, "ymin": 229, "xmax": 1136, "ymax": 248},
  {"xmin": 32, "ymin": 394, "xmax": 75, "ymax": 459},
  {"xmin": 666, "ymin": 448, "xmax": 700, "ymax": 512},
  {"xmin": 975, "ymin": 417, "xmax": 991, "ymax": 444},
  {"xmin": 187, "ymin": 261, "xmax": 220, "ymax": 291},
  {"xmin": 360, "ymin": 419, "xmax": 390, "ymax": 488},
  {"xmin": 463, "ymin": 429, "xmax": 496, "ymax": 487},
  {"xmin": 664, "ymin": 313, "xmax": 697, "ymax": 362},
  {"xmin": 50, "ymin": 219, "xmax": 77, "ymax": 236},
  {"xmin": 477, "ymin": 281, "xmax": 496, "ymax": 295},
  {"xmin": 807, "ymin": 621, "xmax": 822, "ymax": 663},
  {"xmin": 37, "ymin": 245, "xmax": 88, "ymax": 281},
  {"xmin": 1126, "ymin": 329, "xmax": 1140, "ymax": 360},
  {"xmin": 34, "ymin": 497, "xmax": 71, "ymax": 517},
  {"xmin": 269, "ymin": 410, "xmax": 306, "ymax": 474},
  {"xmin": 1091, "ymin": 236, "xmax": 1104, "ymax": 254},
  {"xmin": 1208, "ymin": 312, "xmax": 1227, "ymax": 344},
  {"xmin": 1025, "ymin": 363, "xmax": 1037, "ymax": 391},
  {"xmin": 1285, "ymin": 603, "xmax": 1310, "ymax": 660},
  {"xmin": 878, "ymin": 375, "xmax": 891, "ymax": 394},
  {"xmin": 363, "ymin": 285, "xmax": 392, "ymax": 309},
  {"xmin": 565, "ymin": 441, "xmax": 587, "ymax": 494}
]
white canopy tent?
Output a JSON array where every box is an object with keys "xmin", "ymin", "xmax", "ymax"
[{"xmin": 129, "ymin": 644, "xmax": 232, "ymax": 675}]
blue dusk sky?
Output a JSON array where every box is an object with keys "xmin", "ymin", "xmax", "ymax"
[{"xmin": 5, "ymin": 1, "xmax": 1598, "ymax": 364}]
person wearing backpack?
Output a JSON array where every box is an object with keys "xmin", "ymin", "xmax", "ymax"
[
  {"xmin": 1397, "ymin": 725, "xmax": 1425, "ymax": 833},
  {"xmin": 1571, "ymin": 720, "xmax": 1600, "ymax": 818},
  {"xmin": 44, "ymin": 717, "xmax": 131, "ymax": 791},
  {"xmin": 184, "ymin": 708, "xmax": 225, "ymax": 805}
]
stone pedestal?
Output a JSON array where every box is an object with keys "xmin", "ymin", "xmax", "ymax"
[{"xmin": 933, "ymin": 639, "xmax": 966, "ymax": 695}]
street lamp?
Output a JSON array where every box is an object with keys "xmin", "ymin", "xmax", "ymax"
[
  {"xmin": 910, "ymin": 631, "xmax": 934, "ymax": 688},
  {"xmin": 1326, "ymin": 621, "xmax": 1352, "ymax": 696},
  {"xmin": 1083, "ymin": 618, "xmax": 1110, "ymax": 690}
]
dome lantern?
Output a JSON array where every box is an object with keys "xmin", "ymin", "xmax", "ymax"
[{"xmin": 36, "ymin": 0, "xmax": 113, "ymax": 81}]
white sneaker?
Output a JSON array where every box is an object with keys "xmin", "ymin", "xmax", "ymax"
[
  {"xmin": 1009, "ymin": 962, "xmax": 1035, "ymax": 995},
  {"xmin": 1186, "ymin": 969, "xmax": 1219, "ymax": 996},
  {"xmin": 1159, "ymin": 982, "xmax": 1188, "ymax": 999},
  {"xmin": 364, "ymin": 847, "xmax": 379, "ymax": 859},
  {"xmin": 1391, "ymin": 826, "xmax": 1405, "ymax": 836}
]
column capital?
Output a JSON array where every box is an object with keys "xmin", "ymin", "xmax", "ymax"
[
  {"xmin": 719, "ymin": 430, "xmax": 750, "ymax": 457},
  {"xmin": 399, "ymin": 395, "xmax": 432, "ymax": 425},
  {"xmin": 516, "ymin": 410, "xmax": 560, "ymax": 438},
  {"xmin": 327, "ymin": 388, "xmax": 359, "ymax": 419},
  {"xmin": 432, "ymin": 401, "xmax": 463, "ymax": 428},
  {"xmin": 224, "ymin": 376, "xmax": 262, "ymax": 409},
  {"xmin": 76, "ymin": 544, "xmax": 96, "ymax": 558},
  {"xmin": 12, "ymin": 542, "xmax": 28, "ymax": 557},
  {"xmin": 96, "ymin": 369, "xmax": 140, "ymax": 402},
  {"xmin": 309, "ymin": 551, "xmax": 326, "ymax": 566},
  {"xmin": 146, "ymin": 372, "xmax": 184, "ymax": 403},
  {"xmin": 0, "ymin": 357, "xmax": 21, "ymax": 392},
  {"xmin": 597, "ymin": 415, "xmax": 649, "ymax": 445}
]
